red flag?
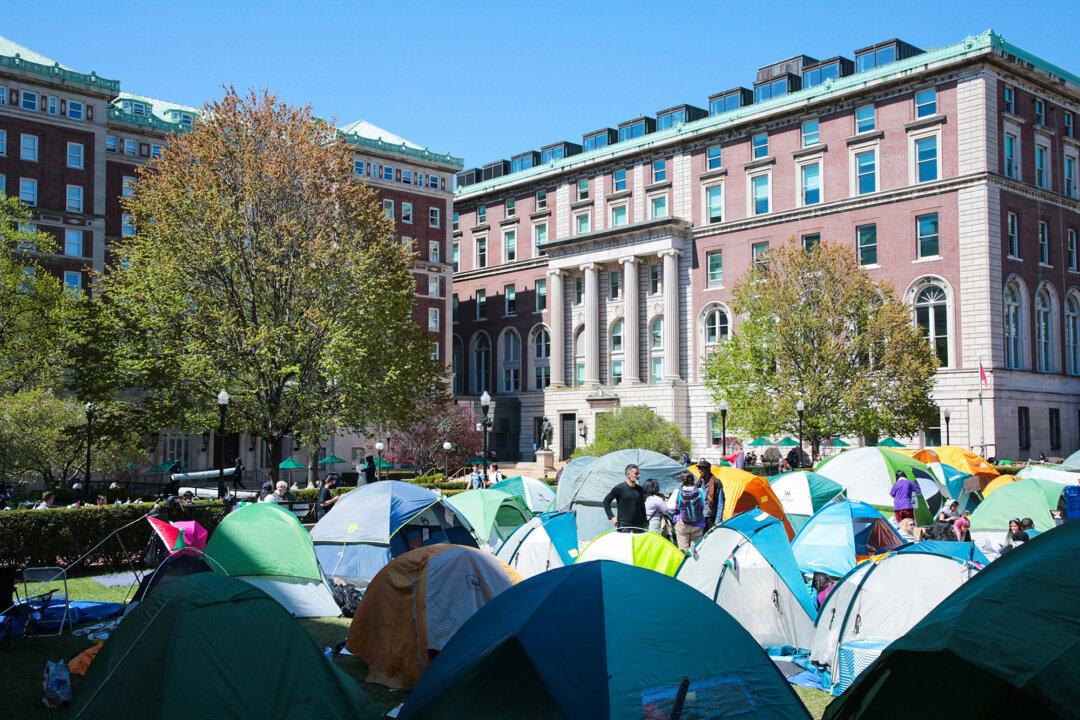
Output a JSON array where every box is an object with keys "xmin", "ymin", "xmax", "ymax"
[
  {"xmin": 979, "ymin": 360, "xmax": 988, "ymax": 388},
  {"xmin": 148, "ymin": 516, "xmax": 185, "ymax": 551}
]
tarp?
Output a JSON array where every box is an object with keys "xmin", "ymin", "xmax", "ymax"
[
  {"xmin": 689, "ymin": 465, "xmax": 796, "ymax": 539},
  {"xmin": 68, "ymin": 574, "xmax": 378, "ymax": 720},
  {"xmin": 347, "ymin": 545, "xmax": 519, "ymax": 689},
  {"xmin": 677, "ymin": 511, "xmax": 817, "ymax": 650},
  {"xmin": 769, "ymin": 471, "xmax": 844, "ymax": 530},
  {"xmin": 823, "ymin": 523, "xmax": 1080, "ymax": 720},
  {"xmin": 791, "ymin": 501, "xmax": 904, "ymax": 577},
  {"xmin": 399, "ymin": 562, "xmax": 811, "ymax": 720},
  {"xmin": 446, "ymin": 489, "xmax": 531, "ymax": 550},
  {"xmin": 815, "ymin": 447, "xmax": 941, "ymax": 524},
  {"xmin": 496, "ymin": 511, "xmax": 580, "ymax": 578},
  {"xmin": 490, "ymin": 475, "xmax": 556, "ymax": 512},
  {"xmin": 575, "ymin": 530, "xmax": 685, "ymax": 576}
]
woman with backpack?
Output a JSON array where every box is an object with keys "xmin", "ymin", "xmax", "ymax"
[
  {"xmin": 668, "ymin": 472, "xmax": 707, "ymax": 551},
  {"xmin": 643, "ymin": 479, "xmax": 673, "ymax": 538}
]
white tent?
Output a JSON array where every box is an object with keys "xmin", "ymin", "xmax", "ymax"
[
  {"xmin": 490, "ymin": 475, "xmax": 556, "ymax": 513},
  {"xmin": 240, "ymin": 575, "xmax": 342, "ymax": 617},
  {"xmin": 495, "ymin": 512, "xmax": 579, "ymax": 579},
  {"xmin": 815, "ymin": 447, "xmax": 943, "ymax": 523},
  {"xmin": 809, "ymin": 549, "xmax": 979, "ymax": 692},
  {"xmin": 1016, "ymin": 464, "xmax": 1080, "ymax": 484}
]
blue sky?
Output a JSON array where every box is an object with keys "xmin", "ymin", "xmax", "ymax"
[{"xmin": 8, "ymin": 0, "xmax": 1080, "ymax": 170}]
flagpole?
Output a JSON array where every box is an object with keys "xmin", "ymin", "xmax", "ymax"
[{"xmin": 978, "ymin": 358, "xmax": 987, "ymax": 456}]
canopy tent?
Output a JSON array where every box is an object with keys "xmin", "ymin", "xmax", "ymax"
[
  {"xmin": 205, "ymin": 502, "xmax": 340, "ymax": 617},
  {"xmin": 776, "ymin": 437, "xmax": 800, "ymax": 447},
  {"xmin": 347, "ymin": 545, "xmax": 520, "ymax": 689},
  {"xmin": 830, "ymin": 438, "xmax": 851, "ymax": 448},
  {"xmin": 149, "ymin": 460, "xmax": 191, "ymax": 473},
  {"xmin": 1063, "ymin": 447, "xmax": 1080, "ymax": 471},
  {"xmin": 982, "ymin": 473, "xmax": 1017, "ymax": 497},
  {"xmin": 129, "ymin": 553, "xmax": 212, "ymax": 606},
  {"xmin": 319, "ymin": 454, "xmax": 346, "ymax": 465},
  {"xmin": 278, "ymin": 457, "xmax": 305, "ymax": 469},
  {"xmin": 399, "ymin": 562, "xmax": 811, "ymax": 720},
  {"xmin": 1016, "ymin": 463, "xmax": 1080, "ymax": 484},
  {"xmin": 446, "ymin": 490, "xmax": 531, "ymax": 551},
  {"xmin": 823, "ymin": 523, "xmax": 1080, "ymax": 720},
  {"xmin": 554, "ymin": 449, "xmax": 684, "ymax": 541},
  {"xmin": 489, "ymin": 475, "xmax": 556, "ymax": 513},
  {"xmin": 746, "ymin": 436, "xmax": 772, "ymax": 447},
  {"xmin": 968, "ymin": 478, "xmax": 1064, "ymax": 557},
  {"xmin": 769, "ymin": 471, "xmax": 845, "ymax": 531},
  {"xmin": 677, "ymin": 511, "xmax": 817, "ymax": 651},
  {"xmin": 688, "ymin": 465, "xmax": 796, "ymax": 539},
  {"xmin": 815, "ymin": 447, "xmax": 942, "ymax": 524},
  {"xmin": 790, "ymin": 501, "xmax": 904, "ymax": 578},
  {"xmin": 875, "ymin": 437, "xmax": 905, "ymax": 447},
  {"xmin": 575, "ymin": 530, "xmax": 686, "ymax": 577},
  {"xmin": 810, "ymin": 549, "xmax": 981, "ymax": 694},
  {"xmin": 69, "ymin": 574, "xmax": 378, "ymax": 720},
  {"xmin": 311, "ymin": 480, "xmax": 477, "ymax": 588},
  {"xmin": 495, "ymin": 511, "xmax": 580, "ymax": 578}
]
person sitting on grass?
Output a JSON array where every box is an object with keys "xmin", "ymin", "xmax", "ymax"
[{"xmin": 897, "ymin": 517, "xmax": 918, "ymax": 543}]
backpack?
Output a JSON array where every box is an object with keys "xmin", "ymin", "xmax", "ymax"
[
  {"xmin": 679, "ymin": 487, "xmax": 703, "ymax": 524},
  {"xmin": 331, "ymin": 582, "xmax": 364, "ymax": 617}
]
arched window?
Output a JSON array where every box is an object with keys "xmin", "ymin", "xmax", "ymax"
[
  {"xmin": 1036, "ymin": 286, "xmax": 1053, "ymax": 373},
  {"xmin": 501, "ymin": 329, "xmax": 521, "ymax": 392},
  {"xmin": 609, "ymin": 319, "xmax": 624, "ymax": 385},
  {"xmin": 531, "ymin": 326, "xmax": 551, "ymax": 390},
  {"xmin": 914, "ymin": 284, "xmax": 949, "ymax": 367},
  {"xmin": 1067, "ymin": 293, "xmax": 1080, "ymax": 376},
  {"xmin": 1005, "ymin": 282, "xmax": 1023, "ymax": 370},
  {"xmin": 704, "ymin": 307, "xmax": 730, "ymax": 348},
  {"xmin": 649, "ymin": 316, "xmax": 664, "ymax": 382},
  {"xmin": 452, "ymin": 336, "xmax": 464, "ymax": 395},
  {"xmin": 573, "ymin": 327, "xmax": 585, "ymax": 387},
  {"xmin": 471, "ymin": 333, "xmax": 491, "ymax": 394}
]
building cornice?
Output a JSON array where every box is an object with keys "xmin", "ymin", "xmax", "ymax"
[
  {"xmin": 0, "ymin": 51, "xmax": 119, "ymax": 97},
  {"xmin": 452, "ymin": 256, "xmax": 548, "ymax": 282},
  {"xmin": 342, "ymin": 132, "xmax": 463, "ymax": 172},
  {"xmin": 542, "ymin": 217, "xmax": 691, "ymax": 253}
]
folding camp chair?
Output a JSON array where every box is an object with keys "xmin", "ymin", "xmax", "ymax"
[
  {"xmin": 2, "ymin": 588, "xmax": 56, "ymax": 650},
  {"xmin": 21, "ymin": 567, "xmax": 69, "ymax": 637}
]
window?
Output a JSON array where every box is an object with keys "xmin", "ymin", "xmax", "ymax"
[
  {"xmin": 401, "ymin": 236, "xmax": 413, "ymax": 253},
  {"xmin": 65, "ymin": 99, "xmax": 82, "ymax": 120},
  {"xmin": 1067, "ymin": 156, "xmax": 1078, "ymax": 198},
  {"xmin": 1066, "ymin": 294, "xmax": 1080, "ymax": 375},
  {"xmin": 574, "ymin": 276, "xmax": 584, "ymax": 305},
  {"xmin": 855, "ymin": 105, "xmax": 876, "ymax": 133},
  {"xmin": 428, "ymin": 275, "xmax": 440, "ymax": 298},
  {"xmin": 534, "ymin": 223, "xmax": 547, "ymax": 250},
  {"xmin": 1050, "ymin": 408, "xmax": 1062, "ymax": 450},
  {"xmin": 577, "ymin": 179, "xmax": 590, "ymax": 200},
  {"xmin": 105, "ymin": 135, "xmax": 116, "ymax": 152},
  {"xmin": 429, "ymin": 207, "xmax": 441, "ymax": 228},
  {"xmin": 150, "ymin": 144, "xmax": 162, "ymax": 158},
  {"xmin": 476, "ymin": 237, "xmax": 488, "ymax": 268},
  {"xmin": 382, "ymin": 199, "xmax": 394, "ymax": 219},
  {"xmin": 613, "ymin": 169, "xmax": 627, "ymax": 192},
  {"xmin": 1036, "ymin": 286, "xmax": 1053, "ymax": 372},
  {"xmin": 505, "ymin": 198, "xmax": 516, "ymax": 217},
  {"xmin": 707, "ymin": 250, "xmax": 723, "ymax": 288},
  {"xmin": 1034, "ymin": 99, "xmax": 1046, "ymax": 125},
  {"xmin": 504, "ymin": 230, "xmax": 517, "ymax": 262},
  {"xmin": 917, "ymin": 213, "xmax": 940, "ymax": 258},
  {"xmin": 505, "ymin": 284, "xmax": 517, "ymax": 316},
  {"xmin": 610, "ymin": 319, "xmax": 624, "ymax": 385},
  {"xmin": 429, "ymin": 241, "xmax": 440, "ymax": 263},
  {"xmin": 802, "ymin": 119, "xmax": 820, "ymax": 147},
  {"xmin": 855, "ymin": 43, "xmax": 897, "ymax": 71},
  {"xmin": 63, "ymin": 271, "xmax": 82, "ymax": 294},
  {"xmin": 651, "ymin": 195, "xmax": 668, "ymax": 218},
  {"xmin": 402, "ymin": 170, "xmax": 413, "ymax": 185},
  {"xmin": 21, "ymin": 90, "xmax": 38, "ymax": 111},
  {"xmin": 477, "ymin": 206, "xmax": 487, "ymax": 224},
  {"xmin": 0, "ymin": 129, "xmax": 5, "ymax": 155},
  {"xmin": 67, "ymin": 142, "xmax": 84, "ymax": 169},
  {"xmin": 706, "ymin": 185, "xmax": 723, "ymax": 223},
  {"xmin": 66, "ymin": 185, "xmax": 83, "ymax": 213},
  {"xmin": 19, "ymin": 178, "xmax": 37, "ymax": 206},
  {"xmin": 475, "ymin": 290, "xmax": 487, "ymax": 320},
  {"xmin": 856, "ymin": 149, "xmax": 877, "ymax": 194},
  {"xmin": 1018, "ymin": 406, "xmax": 1030, "ymax": 450},
  {"xmin": 1039, "ymin": 221, "xmax": 1050, "ymax": 265},
  {"xmin": 428, "ymin": 307, "xmax": 440, "ymax": 332},
  {"xmin": 751, "ymin": 174, "xmax": 770, "ymax": 215},
  {"xmin": 611, "ymin": 204, "xmax": 628, "ymax": 226},
  {"xmin": 801, "ymin": 162, "xmax": 821, "ymax": 205},
  {"xmin": 751, "ymin": 133, "xmax": 768, "ymax": 159},
  {"xmin": 650, "ymin": 317, "xmax": 664, "ymax": 382},
  {"xmin": 575, "ymin": 213, "xmax": 590, "ymax": 235},
  {"xmin": 451, "ymin": 242, "xmax": 460, "ymax": 272},
  {"xmin": 1003, "ymin": 85, "xmax": 1016, "ymax": 114},
  {"xmin": 1036, "ymin": 144, "xmax": 1049, "ymax": 189},
  {"xmin": 401, "ymin": 202, "xmax": 413, "ymax": 224},
  {"xmin": 122, "ymin": 176, "xmax": 136, "ymax": 198},
  {"xmin": 610, "ymin": 319, "xmax": 623, "ymax": 352},
  {"xmin": 536, "ymin": 279, "xmax": 547, "ymax": 311},
  {"xmin": 752, "ymin": 241, "xmax": 770, "ymax": 271},
  {"xmin": 915, "ymin": 284, "xmax": 949, "ymax": 366},
  {"xmin": 1066, "ymin": 112, "xmax": 1075, "ymax": 139},
  {"xmin": 1069, "ymin": 229, "xmax": 1078, "ymax": 271},
  {"xmin": 64, "ymin": 229, "xmax": 82, "ymax": 257},
  {"xmin": 452, "ymin": 212, "xmax": 459, "ymax": 232},
  {"xmin": 472, "ymin": 334, "xmax": 491, "ymax": 393},
  {"xmin": 536, "ymin": 190, "xmax": 547, "ymax": 210},
  {"xmin": 650, "ymin": 264, "xmax": 661, "ymax": 294},
  {"xmin": 857, "ymin": 224, "xmax": 877, "ymax": 266},
  {"xmin": 122, "ymin": 212, "xmax": 136, "ymax": 237},
  {"xmin": 1004, "ymin": 133, "xmax": 1018, "ymax": 178},
  {"xmin": 20, "ymin": 134, "xmax": 38, "ymax": 161},
  {"xmin": 1007, "ymin": 212, "xmax": 1020, "ymax": 258},
  {"xmin": 652, "ymin": 160, "xmax": 667, "ymax": 183},
  {"xmin": 0, "ymin": 176, "xmax": 5, "ymax": 194},
  {"xmin": 123, "ymin": 139, "xmax": 137, "ymax": 157},
  {"xmin": 803, "ymin": 233, "xmax": 821, "ymax": 251},
  {"xmin": 532, "ymin": 328, "xmax": 550, "ymax": 390},
  {"xmin": 47, "ymin": 97, "xmax": 58, "ymax": 115},
  {"xmin": 353, "ymin": 160, "xmax": 365, "ymax": 175},
  {"xmin": 704, "ymin": 308, "xmax": 730, "ymax": 346},
  {"xmin": 452, "ymin": 294, "xmax": 459, "ymax": 321},
  {"xmin": 1005, "ymin": 281, "xmax": 1023, "ymax": 369},
  {"xmin": 382, "ymin": 165, "xmax": 394, "ymax": 181},
  {"xmin": 915, "ymin": 136, "xmax": 938, "ymax": 182},
  {"xmin": 915, "ymin": 88, "xmax": 937, "ymax": 117},
  {"xmin": 706, "ymin": 145, "xmax": 722, "ymax": 170}
]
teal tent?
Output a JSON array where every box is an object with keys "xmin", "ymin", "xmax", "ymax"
[
  {"xmin": 824, "ymin": 522, "xmax": 1080, "ymax": 720},
  {"xmin": 400, "ymin": 561, "xmax": 810, "ymax": 720},
  {"xmin": 69, "ymin": 574, "xmax": 378, "ymax": 720}
]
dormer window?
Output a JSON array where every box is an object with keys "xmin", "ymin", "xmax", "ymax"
[
  {"xmin": 854, "ymin": 39, "xmax": 922, "ymax": 73},
  {"xmin": 180, "ymin": 113, "xmax": 193, "ymax": 128},
  {"xmin": 618, "ymin": 117, "xmax": 655, "ymax": 143},
  {"xmin": 802, "ymin": 58, "xmax": 853, "ymax": 88},
  {"xmin": 753, "ymin": 75, "xmax": 798, "ymax": 103},
  {"xmin": 583, "ymin": 129, "xmax": 617, "ymax": 152},
  {"xmin": 131, "ymin": 101, "xmax": 148, "ymax": 116},
  {"xmin": 708, "ymin": 88, "xmax": 752, "ymax": 116}
]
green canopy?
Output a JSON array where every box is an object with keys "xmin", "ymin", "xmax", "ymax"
[
  {"xmin": 467, "ymin": 455, "xmax": 486, "ymax": 464},
  {"xmin": 374, "ymin": 456, "xmax": 394, "ymax": 469},
  {"xmin": 746, "ymin": 437, "xmax": 771, "ymax": 447},
  {"xmin": 279, "ymin": 457, "xmax": 306, "ymax": 470},
  {"xmin": 68, "ymin": 574, "xmax": 377, "ymax": 720},
  {"xmin": 824, "ymin": 522, "xmax": 1080, "ymax": 720},
  {"xmin": 830, "ymin": 438, "xmax": 852, "ymax": 448},
  {"xmin": 969, "ymin": 478, "xmax": 1065, "ymax": 533},
  {"xmin": 150, "ymin": 461, "xmax": 190, "ymax": 473},
  {"xmin": 318, "ymin": 454, "xmax": 346, "ymax": 465},
  {"xmin": 776, "ymin": 437, "xmax": 800, "ymax": 448},
  {"xmin": 205, "ymin": 503, "xmax": 322, "ymax": 580},
  {"xmin": 876, "ymin": 437, "xmax": 905, "ymax": 447},
  {"xmin": 446, "ymin": 489, "xmax": 531, "ymax": 549}
]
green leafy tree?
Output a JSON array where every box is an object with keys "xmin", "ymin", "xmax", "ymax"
[
  {"xmin": 573, "ymin": 406, "xmax": 691, "ymax": 458},
  {"xmin": 97, "ymin": 89, "xmax": 442, "ymax": 482},
  {"xmin": 702, "ymin": 238, "xmax": 938, "ymax": 460}
]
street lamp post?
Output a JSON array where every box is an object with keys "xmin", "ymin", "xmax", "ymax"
[
  {"xmin": 84, "ymin": 402, "xmax": 95, "ymax": 492},
  {"xmin": 442, "ymin": 441, "xmax": 452, "ymax": 479},
  {"xmin": 374, "ymin": 441, "xmax": 385, "ymax": 482},
  {"xmin": 216, "ymin": 389, "xmax": 229, "ymax": 499},
  {"xmin": 943, "ymin": 409, "xmax": 951, "ymax": 446},
  {"xmin": 796, "ymin": 400, "xmax": 805, "ymax": 468},
  {"xmin": 479, "ymin": 392, "xmax": 492, "ymax": 482},
  {"xmin": 719, "ymin": 399, "xmax": 729, "ymax": 455}
]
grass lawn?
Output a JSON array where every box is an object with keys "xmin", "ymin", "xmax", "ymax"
[{"xmin": 1, "ymin": 573, "xmax": 833, "ymax": 719}]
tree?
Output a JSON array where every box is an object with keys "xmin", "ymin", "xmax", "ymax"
[
  {"xmin": 385, "ymin": 399, "xmax": 483, "ymax": 477},
  {"xmin": 573, "ymin": 406, "xmax": 691, "ymax": 459},
  {"xmin": 98, "ymin": 89, "xmax": 443, "ymax": 482},
  {"xmin": 702, "ymin": 238, "xmax": 938, "ymax": 460}
]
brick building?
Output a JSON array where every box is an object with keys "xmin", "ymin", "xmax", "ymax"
[
  {"xmin": 451, "ymin": 31, "xmax": 1080, "ymax": 463},
  {"xmin": 0, "ymin": 35, "xmax": 461, "ymax": 480}
]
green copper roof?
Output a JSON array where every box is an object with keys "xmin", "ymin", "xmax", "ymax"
[
  {"xmin": 341, "ymin": 130, "xmax": 463, "ymax": 171},
  {"xmin": 0, "ymin": 34, "xmax": 119, "ymax": 94}
]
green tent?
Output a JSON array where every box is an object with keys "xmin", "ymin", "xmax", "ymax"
[
  {"xmin": 575, "ymin": 530, "xmax": 687, "ymax": 577},
  {"xmin": 769, "ymin": 470, "xmax": 845, "ymax": 531},
  {"xmin": 746, "ymin": 437, "xmax": 771, "ymax": 447},
  {"xmin": 68, "ymin": 574, "xmax": 377, "ymax": 720},
  {"xmin": 876, "ymin": 437, "xmax": 905, "ymax": 448},
  {"xmin": 446, "ymin": 489, "xmax": 531, "ymax": 550},
  {"xmin": 969, "ymin": 478, "xmax": 1065, "ymax": 534},
  {"xmin": 815, "ymin": 447, "xmax": 940, "ymax": 525},
  {"xmin": 824, "ymin": 522, "xmax": 1080, "ymax": 720}
]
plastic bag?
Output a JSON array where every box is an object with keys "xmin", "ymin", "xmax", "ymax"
[{"xmin": 42, "ymin": 659, "xmax": 72, "ymax": 708}]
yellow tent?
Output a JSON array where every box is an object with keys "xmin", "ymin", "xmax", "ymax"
[
  {"xmin": 982, "ymin": 474, "xmax": 1017, "ymax": 497},
  {"xmin": 687, "ymin": 465, "xmax": 795, "ymax": 539},
  {"xmin": 914, "ymin": 446, "xmax": 1000, "ymax": 486}
]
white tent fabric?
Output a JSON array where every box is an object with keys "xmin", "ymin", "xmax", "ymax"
[
  {"xmin": 809, "ymin": 552, "xmax": 978, "ymax": 687},
  {"xmin": 1016, "ymin": 464, "xmax": 1080, "ymax": 484},
  {"xmin": 506, "ymin": 476, "xmax": 556, "ymax": 512},
  {"xmin": 495, "ymin": 517, "xmax": 572, "ymax": 578},
  {"xmin": 238, "ymin": 575, "xmax": 341, "ymax": 618},
  {"xmin": 770, "ymin": 472, "xmax": 818, "ymax": 517},
  {"xmin": 422, "ymin": 548, "xmax": 516, "ymax": 650}
]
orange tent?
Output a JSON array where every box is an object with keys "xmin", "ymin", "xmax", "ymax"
[
  {"xmin": 982, "ymin": 474, "xmax": 1017, "ymax": 497},
  {"xmin": 915, "ymin": 446, "xmax": 1000, "ymax": 487},
  {"xmin": 688, "ymin": 465, "xmax": 796, "ymax": 539}
]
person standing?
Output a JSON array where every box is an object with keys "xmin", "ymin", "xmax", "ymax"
[
  {"xmin": 888, "ymin": 470, "xmax": 920, "ymax": 524},
  {"xmin": 602, "ymin": 464, "xmax": 646, "ymax": 530},
  {"xmin": 362, "ymin": 456, "xmax": 377, "ymax": 484},
  {"xmin": 490, "ymin": 464, "xmax": 504, "ymax": 486},
  {"xmin": 701, "ymin": 460, "xmax": 725, "ymax": 529},
  {"xmin": 232, "ymin": 457, "xmax": 246, "ymax": 490},
  {"xmin": 669, "ymin": 472, "xmax": 706, "ymax": 551},
  {"xmin": 643, "ymin": 479, "xmax": 673, "ymax": 535},
  {"xmin": 316, "ymin": 474, "xmax": 341, "ymax": 520},
  {"xmin": 469, "ymin": 464, "xmax": 485, "ymax": 490}
]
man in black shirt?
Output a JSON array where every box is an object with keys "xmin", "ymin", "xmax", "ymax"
[
  {"xmin": 316, "ymin": 474, "xmax": 341, "ymax": 520},
  {"xmin": 603, "ymin": 464, "xmax": 646, "ymax": 531}
]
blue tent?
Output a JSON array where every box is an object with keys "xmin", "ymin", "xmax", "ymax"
[
  {"xmin": 791, "ymin": 501, "xmax": 904, "ymax": 577},
  {"xmin": 310, "ymin": 481, "xmax": 477, "ymax": 586},
  {"xmin": 400, "ymin": 561, "xmax": 810, "ymax": 720},
  {"xmin": 894, "ymin": 540, "xmax": 989, "ymax": 566},
  {"xmin": 554, "ymin": 449, "xmax": 685, "ymax": 541},
  {"xmin": 495, "ymin": 511, "xmax": 580, "ymax": 578}
]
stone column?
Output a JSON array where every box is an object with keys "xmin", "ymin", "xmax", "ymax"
[
  {"xmin": 581, "ymin": 262, "xmax": 600, "ymax": 386},
  {"xmin": 620, "ymin": 256, "xmax": 640, "ymax": 383},
  {"xmin": 548, "ymin": 269, "xmax": 565, "ymax": 387},
  {"xmin": 660, "ymin": 250, "xmax": 681, "ymax": 380}
]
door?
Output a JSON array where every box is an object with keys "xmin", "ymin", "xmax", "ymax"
[{"xmin": 559, "ymin": 413, "xmax": 577, "ymax": 461}]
